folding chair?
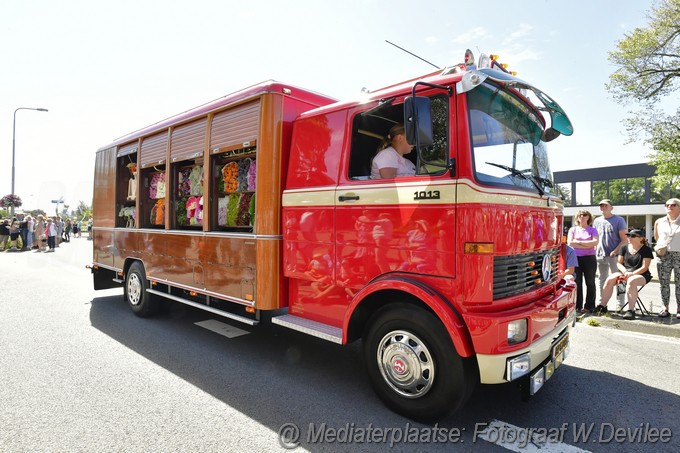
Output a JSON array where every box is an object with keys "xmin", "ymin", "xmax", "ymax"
[{"xmin": 617, "ymin": 284, "xmax": 651, "ymax": 316}]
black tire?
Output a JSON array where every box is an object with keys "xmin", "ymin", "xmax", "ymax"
[
  {"xmin": 124, "ymin": 261, "xmax": 159, "ymax": 317},
  {"xmin": 363, "ymin": 303, "xmax": 476, "ymax": 422}
]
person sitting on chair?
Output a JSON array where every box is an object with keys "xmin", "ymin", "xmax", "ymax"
[{"xmin": 593, "ymin": 229, "xmax": 653, "ymax": 319}]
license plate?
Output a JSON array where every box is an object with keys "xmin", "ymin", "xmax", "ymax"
[{"xmin": 551, "ymin": 332, "xmax": 569, "ymax": 368}]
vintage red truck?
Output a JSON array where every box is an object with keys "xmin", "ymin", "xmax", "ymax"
[{"xmin": 91, "ymin": 51, "xmax": 576, "ymax": 421}]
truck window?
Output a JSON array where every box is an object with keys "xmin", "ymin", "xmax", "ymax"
[
  {"xmin": 172, "ymin": 159, "xmax": 204, "ymax": 229},
  {"xmin": 348, "ymin": 94, "xmax": 448, "ymax": 180},
  {"xmin": 141, "ymin": 165, "xmax": 167, "ymax": 228},
  {"xmin": 211, "ymin": 144, "xmax": 257, "ymax": 232},
  {"xmin": 468, "ymin": 83, "xmax": 557, "ymax": 195},
  {"xmin": 116, "ymin": 143, "xmax": 138, "ymax": 228}
]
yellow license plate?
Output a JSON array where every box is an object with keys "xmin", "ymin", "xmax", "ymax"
[{"xmin": 551, "ymin": 332, "xmax": 569, "ymax": 367}]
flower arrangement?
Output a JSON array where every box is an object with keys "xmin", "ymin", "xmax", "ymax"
[
  {"xmin": 0, "ymin": 194, "xmax": 22, "ymax": 208},
  {"xmin": 222, "ymin": 162, "xmax": 239, "ymax": 193},
  {"xmin": 126, "ymin": 162, "xmax": 137, "ymax": 176}
]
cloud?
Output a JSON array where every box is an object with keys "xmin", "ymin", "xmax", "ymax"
[
  {"xmin": 425, "ymin": 36, "xmax": 439, "ymax": 45},
  {"xmin": 452, "ymin": 27, "xmax": 491, "ymax": 44},
  {"xmin": 503, "ymin": 23, "xmax": 534, "ymax": 45}
]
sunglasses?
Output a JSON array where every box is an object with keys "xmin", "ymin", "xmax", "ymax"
[
  {"xmin": 666, "ymin": 203, "xmax": 677, "ymax": 208},
  {"xmin": 627, "ymin": 235, "xmax": 640, "ymax": 238}
]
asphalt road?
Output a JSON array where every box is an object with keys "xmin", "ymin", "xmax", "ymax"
[{"xmin": 1, "ymin": 239, "xmax": 680, "ymax": 452}]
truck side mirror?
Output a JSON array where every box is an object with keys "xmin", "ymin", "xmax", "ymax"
[{"xmin": 404, "ymin": 96, "xmax": 433, "ymax": 146}]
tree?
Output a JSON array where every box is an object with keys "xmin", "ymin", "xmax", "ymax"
[
  {"xmin": 607, "ymin": 0, "xmax": 680, "ymax": 193},
  {"xmin": 74, "ymin": 200, "xmax": 92, "ymax": 220}
]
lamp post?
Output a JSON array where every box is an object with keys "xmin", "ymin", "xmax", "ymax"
[{"xmin": 11, "ymin": 107, "xmax": 48, "ymax": 215}]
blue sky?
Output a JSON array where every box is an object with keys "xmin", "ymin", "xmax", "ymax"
[{"xmin": 0, "ymin": 0, "xmax": 655, "ymax": 212}]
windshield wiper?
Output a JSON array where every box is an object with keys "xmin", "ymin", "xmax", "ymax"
[{"xmin": 485, "ymin": 162, "xmax": 545, "ymax": 196}]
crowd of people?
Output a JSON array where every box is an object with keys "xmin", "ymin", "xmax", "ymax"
[
  {"xmin": 564, "ymin": 198, "xmax": 680, "ymax": 321},
  {"xmin": 0, "ymin": 214, "xmax": 92, "ymax": 253}
]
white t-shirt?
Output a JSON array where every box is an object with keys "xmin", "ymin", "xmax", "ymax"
[{"xmin": 370, "ymin": 147, "xmax": 416, "ymax": 179}]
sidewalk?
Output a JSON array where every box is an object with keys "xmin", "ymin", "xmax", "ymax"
[{"xmin": 578, "ymin": 257, "xmax": 680, "ymax": 339}]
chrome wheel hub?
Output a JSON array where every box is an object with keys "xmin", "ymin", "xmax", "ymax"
[
  {"xmin": 127, "ymin": 273, "xmax": 142, "ymax": 306},
  {"xmin": 377, "ymin": 330, "xmax": 434, "ymax": 398}
]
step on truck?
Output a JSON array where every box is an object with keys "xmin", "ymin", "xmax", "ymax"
[{"xmin": 91, "ymin": 50, "xmax": 577, "ymax": 421}]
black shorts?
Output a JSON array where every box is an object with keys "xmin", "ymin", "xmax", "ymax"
[{"xmin": 10, "ymin": 233, "xmax": 19, "ymax": 240}]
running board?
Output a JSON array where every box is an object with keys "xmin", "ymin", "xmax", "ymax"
[
  {"xmin": 146, "ymin": 288, "xmax": 258, "ymax": 326},
  {"xmin": 271, "ymin": 314, "xmax": 343, "ymax": 344}
]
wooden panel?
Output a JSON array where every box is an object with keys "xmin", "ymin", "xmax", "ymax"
[
  {"xmin": 93, "ymin": 229, "xmax": 114, "ymax": 267},
  {"xmin": 93, "ymin": 147, "xmax": 117, "ymax": 228},
  {"xmin": 140, "ymin": 131, "xmax": 169, "ymax": 168},
  {"xmin": 210, "ymin": 101, "xmax": 260, "ymax": 152},
  {"xmin": 117, "ymin": 141, "xmax": 138, "ymax": 158},
  {"xmin": 171, "ymin": 118, "xmax": 207, "ymax": 162}
]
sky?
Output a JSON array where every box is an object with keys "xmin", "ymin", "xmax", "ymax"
[{"xmin": 0, "ymin": 0, "xmax": 657, "ymax": 213}]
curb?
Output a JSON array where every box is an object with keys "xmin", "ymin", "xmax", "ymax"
[{"xmin": 577, "ymin": 312, "xmax": 680, "ymax": 339}]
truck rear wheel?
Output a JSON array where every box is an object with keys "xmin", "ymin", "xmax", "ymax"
[
  {"xmin": 363, "ymin": 304, "xmax": 475, "ymax": 422},
  {"xmin": 124, "ymin": 261, "xmax": 159, "ymax": 317}
]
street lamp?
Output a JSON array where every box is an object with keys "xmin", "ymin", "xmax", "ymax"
[{"xmin": 11, "ymin": 107, "xmax": 48, "ymax": 215}]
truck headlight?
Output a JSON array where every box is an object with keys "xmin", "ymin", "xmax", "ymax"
[
  {"xmin": 506, "ymin": 352, "xmax": 531, "ymax": 381},
  {"xmin": 507, "ymin": 318, "xmax": 528, "ymax": 345}
]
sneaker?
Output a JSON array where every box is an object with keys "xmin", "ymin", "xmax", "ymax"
[
  {"xmin": 659, "ymin": 308, "xmax": 670, "ymax": 318},
  {"xmin": 622, "ymin": 310, "xmax": 635, "ymax": 320},
  {"xmin": 593, "ymin": 305, "xmax": 608, "ymax": 315}
]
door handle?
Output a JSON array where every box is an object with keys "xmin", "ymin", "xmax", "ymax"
[{"xmin": 339, "ymin": 194, "xmax": 360, "ymax": 202}]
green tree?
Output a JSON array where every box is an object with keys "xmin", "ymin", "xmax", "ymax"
[
  {"xmin": 74, "ymin": 200, "xmax": 92, "ymax": 220},
  {"xmin": 607, "ymin": 0, "xmax": 680, "ymax": 193}
]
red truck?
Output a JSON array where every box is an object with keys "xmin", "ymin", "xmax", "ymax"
[{"xmin": 91, "ymin": 51, "xmax": 576, "ymax": 421}]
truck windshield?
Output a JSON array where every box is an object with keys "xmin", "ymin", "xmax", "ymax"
[{"xmin": 468, "ymin": 83, "xmax": 557, "ymax": 196}]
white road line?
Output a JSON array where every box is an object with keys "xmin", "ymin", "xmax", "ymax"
[
  {"xmin": 476, "ymin": 420, "xmax": 590, "ymax": 453},
  {"xmin": 195, "ymin": 319, "xmax": 250, "ymax": 338},
  {"xmin": 608, "ymin": 329, "xmax": 680, "ymax": 345}
]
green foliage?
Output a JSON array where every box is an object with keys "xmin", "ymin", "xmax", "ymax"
[{"xmin": 607, "ymin": 0, "xmax": 680, "ymax": 192}]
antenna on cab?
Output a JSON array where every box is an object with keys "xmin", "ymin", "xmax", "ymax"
[{"xmin": 385, "ymin": 40, "xmax": 440, "ymax": 69}]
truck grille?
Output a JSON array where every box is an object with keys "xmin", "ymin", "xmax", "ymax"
[{"xmin": 493, "ymin": 248, "xmax": 559, "ymax": 300}]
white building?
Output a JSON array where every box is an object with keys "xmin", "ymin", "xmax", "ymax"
[{"xmin": 554, "ymin": 163, "xmax": 672, "ymax": 242}]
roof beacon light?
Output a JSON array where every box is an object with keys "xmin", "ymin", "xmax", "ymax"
[{"xmin": 478, "ymin": 53, "xmax": 491, "ymax": 69}]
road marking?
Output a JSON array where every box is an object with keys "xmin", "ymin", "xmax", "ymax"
[
  {"xmin": 608, "ymin": 329, "xmax": 680, "ymax": 345},
  {"xmin": 195, "ymin": 319, "xmax": 250, "ymax": 338},
  {"xmin": 476, "ymin": 420, "xmax": 590, "ymax": 452}
]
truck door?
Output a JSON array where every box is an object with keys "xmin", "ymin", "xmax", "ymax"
[{"xmin": 336, "ymin": 94, "xmax": 455, "ymax": 291}]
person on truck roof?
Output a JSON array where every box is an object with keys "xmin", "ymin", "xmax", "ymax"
[{"xmin": 370, "ymin": 123, "xmax": 415, "ymax": 179}]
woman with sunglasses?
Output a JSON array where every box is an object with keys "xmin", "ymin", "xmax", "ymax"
[
  {"xmin": 594, "ymin": 229, "xmax": 653, "ymax": 319},
  {"xmin": 654, "ymin": 198, "xmax": 680, "ymax": 318},
  {"xmin": 568, "ymin": 210, "xmax": 599, "ymax": 313}
]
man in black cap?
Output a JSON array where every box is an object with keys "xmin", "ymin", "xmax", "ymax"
[{"xmin": 593, "ymin": 199, "xmax": 628, "ymax": 309}]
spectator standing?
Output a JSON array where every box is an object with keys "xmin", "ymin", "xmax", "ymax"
[
  {"xmin": 45, "ymin": 218, "xmax": 57, "ymax": 252},
  {"xmin": 34, "ymin": 215, "xmax": 46, "ymax": 252},
  {"xmin": 64, "ymin": 219, "xmax": 72, "ymax": 242},
  {"xmin": 0, "ymin": 219, "xmax": 10, "ymax": 250},
  {"xmin": 25, "ymin": 215, "xmax": 34, "ymax": 250},
  {"xmin": 19, "ymin": 216, "xmax": 28, "ymax": 251},
  {"xmin": 654, "ymin": 198, "xmax": 680, "ymax": 318},
  {"xmin": 568, "ymin": 209, "xmax": 599, "ymax": 313},
  {"xmin": 593, "ymin": 199, "xmax": 628, "ymax": 309},
  {"xmin": 55, "ymin": 217, "xmax": 63, "ymax": 247},
  {"xmin": 8, "ymin": 217, "xmax": 21, "ymax": 251}
]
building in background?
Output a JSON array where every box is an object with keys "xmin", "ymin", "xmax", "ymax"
[{"xmin": 554, "ymin": 163, "xmax": 678, "ymax": 242}]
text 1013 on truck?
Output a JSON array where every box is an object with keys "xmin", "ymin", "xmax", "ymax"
[{"xmin": 91, "ymin": 50, "xmax": 577, "ymax": 421}]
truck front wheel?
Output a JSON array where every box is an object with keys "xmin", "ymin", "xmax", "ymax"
[
  {"xmin": 124, "ymin": 261, "xmax": 159, "ymax": 317},
  {"xmin": 363, "ymin": 304, "xmax": 475, "ymax": 422}
]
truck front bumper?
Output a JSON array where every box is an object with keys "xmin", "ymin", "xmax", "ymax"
[{"xmin": 476, "ymin": 309, "xmax": 575, "ymax": 386}]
